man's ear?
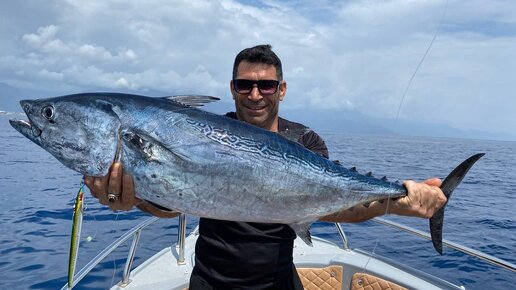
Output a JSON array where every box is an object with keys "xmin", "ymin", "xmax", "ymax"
[
  {"xmin": 279, "ymin": 81, "xmax": 287, "ymax": 101},
  {"xmin": 230, "ymin": 80, "xmax": 236, "ymax": 100}
]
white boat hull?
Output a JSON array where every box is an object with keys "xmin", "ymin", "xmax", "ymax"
[{"xmin": 109, "ymin": 229, "xmax": 465, "ymax": 290}]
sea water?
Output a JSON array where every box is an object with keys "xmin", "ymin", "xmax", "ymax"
[{"xmin": 0, "ymin": 114, "xmax": 514, "ymax": 289}]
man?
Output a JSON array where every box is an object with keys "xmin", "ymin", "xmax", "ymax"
[{"xmin": 85, "ymin": 44, "xmax": 446, "ymax": 289}]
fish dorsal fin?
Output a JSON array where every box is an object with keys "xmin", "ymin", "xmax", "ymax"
[
  {"xmin": 161, "ymin": 95, "xmax": 220, "ymax": 107},
  {"xmin": 290, "ymin": 221, "xmax": 314, "ymax": 246}
]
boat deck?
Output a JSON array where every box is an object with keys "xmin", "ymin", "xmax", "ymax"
[{"xmin": 110, "ymin": 230, "xmax": 465, "ymax": 290}]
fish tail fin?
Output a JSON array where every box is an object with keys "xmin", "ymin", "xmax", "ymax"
[{"xmin": 430, "ymin": 153, "xmax": 484, "ymax": 254}]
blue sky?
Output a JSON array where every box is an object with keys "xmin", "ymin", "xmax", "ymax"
[{"xmin": 0, "ymin": 0, "xmax": 515, "ymax": 139}]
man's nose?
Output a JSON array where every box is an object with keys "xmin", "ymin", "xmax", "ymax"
[{"xmin": 248, "ymin": 86, "xmax": 262, "ymax": 101}]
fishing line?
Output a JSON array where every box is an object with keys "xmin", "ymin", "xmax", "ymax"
[
  {"xmin": 109, "ymin": 211, "xmax": 121, "ymax": 289},
  {"xmin": 383, "ymin": 0, "xmax": 449, "ymax": 238},
  {"xmin": 82, "ymin": 201, "xmax": 98, "ymax": 242},
  {"xmin": 80, "ymin": 178, "xmax": 122, "ymax": 288},
  {"xmin": 110, "ymin": 256, "xmax": 117, "ymax": 289},
  {"xmin": 394, "ymin": 0, "xmax": 449, "ymax": 123},
  {"xmin": 107, "ymin": 124, "xmax": 125, "ymax": 288},
  {"xmin": 358, "ymin": 0, "xmax": 448, "ymax": 277}
]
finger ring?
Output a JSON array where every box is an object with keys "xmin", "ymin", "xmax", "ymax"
[{"xmin": 108, "ymin": 193, "xmax": 118, "ymax": 203}]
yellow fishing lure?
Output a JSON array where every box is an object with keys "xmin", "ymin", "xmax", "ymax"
[{"xmin": 67, "ymin": 180, "xmax": 84, "ymax": 289}]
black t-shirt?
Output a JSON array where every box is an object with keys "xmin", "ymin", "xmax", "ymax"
[{"xmin": 191, "ymin": 113, "xmax": 329, "ymax": 290}]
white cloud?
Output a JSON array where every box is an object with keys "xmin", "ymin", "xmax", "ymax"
[
  {"xmin": 122, "ymin": 49, "xmax": 137, "ymax": 61},
  {"xmin": 22, "ymin": 25, "xmax": 71, "ymax": 55},
  {"xmin": 22, "ymin": 25, "xmax": 59, "ymax": 46},
  {"xmin": 114, "ymin": 77, "xmax": 132, "ymax": 89},
  {"xmin": 78, "ymin": 44, "xmax": 112, "ymax": 60},
  {"xmin": 38, "ymin": 69, "xmax": 64, "ymax": 81},
  {"xmin": 0, "ymin": 0, "xmax": 515, "ymax": 137}
]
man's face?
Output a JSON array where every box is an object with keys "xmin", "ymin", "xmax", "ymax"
[{"xmin": 231, "ymin": 61, "xmax": 286, "ymax": 132}]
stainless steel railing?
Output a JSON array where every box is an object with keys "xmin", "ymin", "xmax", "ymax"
[
  {"xmin": 372, "ymin": 217, "xmax": 516, "ymax": 272},
  {"xmin": 61, "ymin": 216, "xmax": 160, "ymax": 290},
  {"xmin": 62, "ymin": 214, "xmax": 514, "ymax": 289},
  {"xmin": 335, "ymin": 222, "xmax": 350, "ymax": 250},
  {"xmin": 177, "ymin": 213, "xmax": 187, "ymax": 265},
  {"xmin": 62, "ymin": 214, "xmax": 190, "ymax": 289}
]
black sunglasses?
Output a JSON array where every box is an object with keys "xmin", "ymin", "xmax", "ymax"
[{"xmin": 233, "ymin": 79, "xmax": 280, "ymax": 95}]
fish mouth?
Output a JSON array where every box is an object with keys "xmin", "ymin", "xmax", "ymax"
[
  {"xmin": 9, "ymin": 100, "xmax": 43, "ymax": 142},
  {"xmin": 9, "ymin": 118, "xmax": 42, "ymax": 139}
]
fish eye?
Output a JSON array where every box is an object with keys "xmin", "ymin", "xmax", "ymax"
[{"xmin": 41, "ymin": 105, "xmax": 54, "ymax": 120}]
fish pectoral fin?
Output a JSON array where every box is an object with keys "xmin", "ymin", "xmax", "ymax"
[
  {"xmin": 290, "ymin": 221, "xmax": 314, "ymax": 247},
  {"xmin": 161, "ymin": 95, "xmax": 220, "ymax": 107},
  {"xmin": 122, "ymin": 130, "xmax": 191, "ymax": 162}
]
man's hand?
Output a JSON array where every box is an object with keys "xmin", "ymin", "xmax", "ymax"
[
  {"xmin": 388, "ymin": 178, "xmax": 446, "ymax": 218},
  {"xmin": 320, "ymin": 178, "xmax": 447, "ymax": 223},
  {"xmin": 84, "ymin": 162, "xmax": 181, "ymax": 218},
  {"xmin": 84, "ymin": 162, "xmax": 142, "ymax": 211}
]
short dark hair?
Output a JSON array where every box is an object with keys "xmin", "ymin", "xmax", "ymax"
[{"xmin": 232, "ymin": 44, "xmax": 283, "ymax": 81}]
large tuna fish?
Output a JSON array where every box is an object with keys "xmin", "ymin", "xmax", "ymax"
[{"xmin": 9, "ymin": 93, "xmax": 483, "ymax": 253}]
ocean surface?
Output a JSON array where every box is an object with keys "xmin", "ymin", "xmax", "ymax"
[{"xmin": 0, "ymin": 113, "xmax": 514, "ymax": 289}]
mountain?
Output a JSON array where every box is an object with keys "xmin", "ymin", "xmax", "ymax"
[
  {"xmin": 1, "ymin": 84, "xmax": 514, "ymax": 141},
  {"xmin": 282, "ymin": 108, "xmax": 394, "ymax": 135},
  {"xmin": 280, "ymin": 107, "xmax": 516, "ymax": 142},
  {"xmin": 0, "ymin": 83, "xmax": 24, "ymax": 112},
  {"xmin": 0, "ymin": 83, "xmax": 67, "ymax": 112}
]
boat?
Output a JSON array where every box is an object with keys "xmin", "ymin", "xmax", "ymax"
[{"xmin": 61, "ymin": 214, "xmax": 515, "ymax": 290}]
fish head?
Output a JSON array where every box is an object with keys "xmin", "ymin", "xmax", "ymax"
[{"xmin": 9, "ymin": 96, "xmax": 122, "ymax": 176}]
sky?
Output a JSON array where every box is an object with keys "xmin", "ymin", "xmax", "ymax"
[{"xmin": 0, "ymin": 0, "xmax": 515, "ymax": 139}]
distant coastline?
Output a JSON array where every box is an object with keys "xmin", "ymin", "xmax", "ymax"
[{"xmin": 0, "ymin": 110, "xmax": 24, "ymax": 116}]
